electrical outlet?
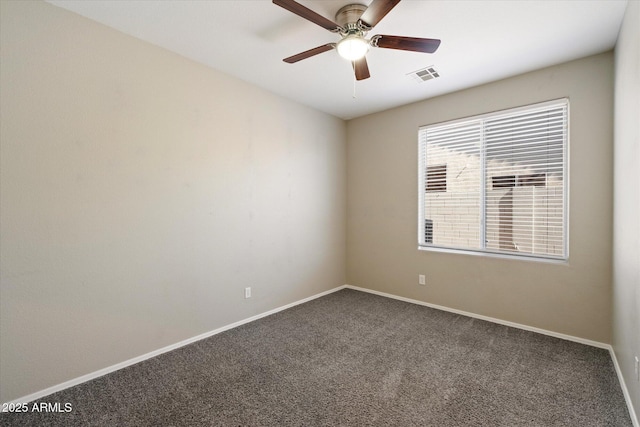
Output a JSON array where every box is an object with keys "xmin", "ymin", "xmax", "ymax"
[
  {"xmin": 244, "ymin": 287, "xmax": 251, "ymax": 299},
  {"xmin": 635, "ymin": 356, "xmax": 639, "ymax": 381},
  {"xmin": 419, "ymin": 275, "xmax": 426, "ymax": 286}
]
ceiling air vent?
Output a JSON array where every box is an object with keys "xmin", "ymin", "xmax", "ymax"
[{"xmin": 409, "ymin": 66, "xmax": 440, "ymax": 83}]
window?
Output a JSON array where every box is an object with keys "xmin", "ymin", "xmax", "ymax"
[{"xmin": 418, "ymin": 99, "xmax": 568, "ymax": 260}]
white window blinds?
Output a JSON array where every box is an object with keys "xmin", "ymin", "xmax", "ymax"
[{"xmin": 419, "ymin": 99, "xmax": 568, "ymax": 260}]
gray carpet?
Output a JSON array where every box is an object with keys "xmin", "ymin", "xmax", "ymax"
[{"xmin": 1, "ymin": 289, "xmax": 633, "ymax": 426}]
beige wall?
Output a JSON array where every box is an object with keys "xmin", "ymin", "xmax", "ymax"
[
  {"xmin": 613, "ymin": 0, "xmax": 640, "ymax": 417},
  {"xmin": 0, "ymin": 1, "xmax": 346, "ymax": 402},
  {"xmin": 347, "ymin": 52, "xmax": 614, "ymax": 343}
]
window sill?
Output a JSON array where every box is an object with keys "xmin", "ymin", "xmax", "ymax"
[{"xmin": 418, "ymin": 245, "xmax": 569, "ymax": 265}]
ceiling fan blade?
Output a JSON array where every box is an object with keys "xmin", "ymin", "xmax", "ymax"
[
  {"xmin": 373, "ymin": 35, "xmax": 441, "ymax": 53},
  {"xmin": 273, "ymin": 0, "xmax": 340, "ymax": 32},
  {"xmin": 353, "ymin": 57, "xmax": 370, "ymax": 81},
  {"xmin": 359, "ymin": 0, "xmax": 401, "ymax": 28},
  {"xmin": 283, "ymin": 44, "xmax": 335, "ymax": 63}
]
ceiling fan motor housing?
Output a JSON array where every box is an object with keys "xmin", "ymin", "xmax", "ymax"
[{"xmin": 335, "ymin": 4, "xmax": 368, "ymax": 30}]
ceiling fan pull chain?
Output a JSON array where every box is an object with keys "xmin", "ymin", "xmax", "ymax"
[{"xmin": 353, "ymin": 76, "xmax": 357, "ymax": 99}]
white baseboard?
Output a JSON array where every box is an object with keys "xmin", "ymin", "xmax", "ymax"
[
  {"xmin": 609, "ymin": 346, "xmax": 640, "ymax": 427},
  {"xmin": 344, "ymin": 285, "xmax": 609, "ymax": 348},
  {"xmin": 4, "ymin": 285, "xmax": 347, "ymax": 406},
  {"xmin": 344, "ymin": 285, "xmax": 610, "ymax": 349},
  {"xmin": 345, "ymin": 284, "xmax": 638, "ymax": 426}
]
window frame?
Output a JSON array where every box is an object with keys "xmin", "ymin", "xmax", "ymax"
[{"xmin": 417, "ymin": 98, "xmax": 569, "ymax": 262}]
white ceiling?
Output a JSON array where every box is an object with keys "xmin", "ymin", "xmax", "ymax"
[{"xmin": 47, "ymin": 0, "xmax": 628, "ymax": 120}]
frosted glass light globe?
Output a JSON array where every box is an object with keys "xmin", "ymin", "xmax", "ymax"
[{"xmin": 337, "ymin": 35, "xmax": 369, "ymax": 60}]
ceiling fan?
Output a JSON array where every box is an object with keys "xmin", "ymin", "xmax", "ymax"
[{"xmin": 273, "ymin": 0, "xmax": 441, "ymax": 81}]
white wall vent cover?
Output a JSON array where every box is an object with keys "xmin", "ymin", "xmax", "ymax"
[{"xmin": 408, "ymin": 66, "xmax": 440, "ymax": 83}]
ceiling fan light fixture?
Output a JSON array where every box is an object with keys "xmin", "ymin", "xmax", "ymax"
[{"xmin": 337, "ymin": 35, "xmax": 369, "ymax": 61}]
